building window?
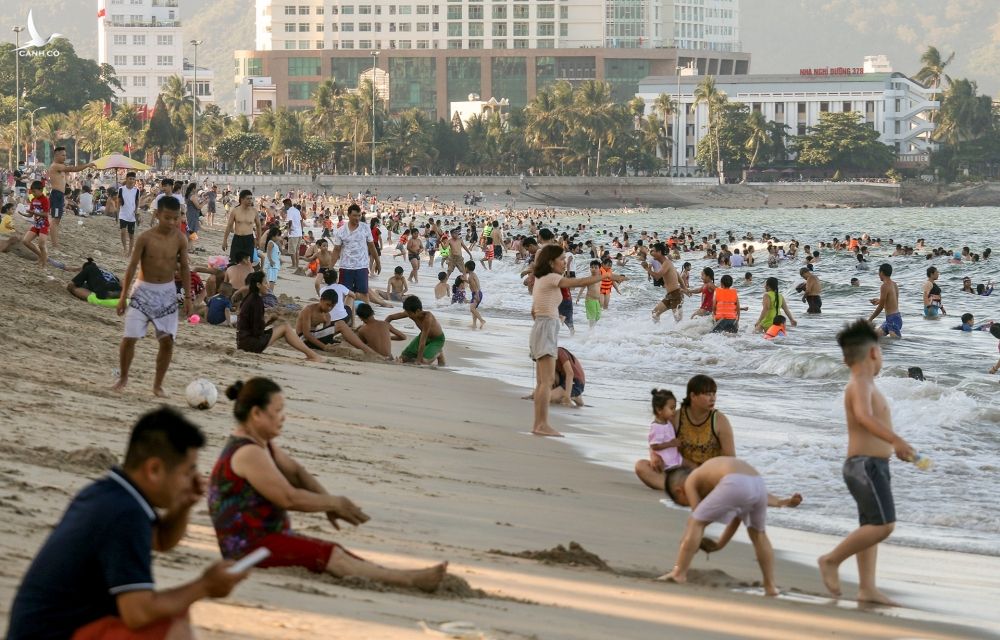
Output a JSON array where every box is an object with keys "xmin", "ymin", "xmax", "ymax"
[
  {"xmin": 417, "ymin": 5, "xmax": 430, "ymax": 14},
  {"xmin": 492, "ymin": 23, "xmax": 506, "ymax": 36},
  {"xmin": 448, "ymin": 39, "xmax": 462, "ymax": 49},
  {"xmin": 155, "ymin": 55, "xmax": 171, "ymax": 66},
  {"xmin": 492, "ymin": 39, "xmax": 507, "ymax": 49},
  {"xmin": 129, "ymin": 14, "xmax": 143, "ymax": 23},
  {"xmin": 358, "ymin": 39, "xmax": 372, "ymax": 48},
  {"xmin": 359, "ymin": 22, "xmax": 372, "ymax": 31},
  {"xmin": 448, "ymin": 23, "xmax": 462, "ymax": 36},
  {"xmin": 157, "ymin": 75, "xmax": 168, "ymax": 87},
  {"xmin": 330, "ymin": 23, "xmax": 338, "ymax": 32},
  {"xmin": 133, "ymin": 35, "xmax": 145, "ymax": 45},
  {"xmin": 536, "ymin": 22, "xmax": 553, "ymax": 36},
  {"xmin": 342, "ymin": 40, "xmax": 355, "ymax": 48},
  {"xmin": 797, "ymin": 123, "xmax": 807, "ymax": 135},
  {"xmin": 559, "ymin": 23, "xmax": 567, "ymax": 36},
  {"xmin": 359, "ymin": 5, "xmax": 372, "ymax": 13},
  {"xmin": 491, "ymin": 56, "xmax": 527, "ymax": 107},
  {"xmin": 416, "ymin": 40, "xmax": 429, "ymax": 48},
  {"xmin": 560, "ymin": 6, "xmax": 568, "ymax": 19},
  {"xmin": 285, "ymin": 6, "xmax": 296, "ymax": 15},
  {"xmin": 111, "ymin": 14, "xmax": 125, "ymax": 25},
  {"xmin": 492, "ymin": 5, "xmax": 506, "ymax": 18},
  {"xmin": 133, "ymin": 96, "xmax": 146, "ymax": 105},
  {"xmin": 299, "ymin": 22, "xmax": 310, "ymax": 31},
  {"xmin": 285, "ymin": 24, "xmax": 296, "ymax": 32},
  {"xmin": 417, "ymin": 22, "xmax": 429, "ymax": 31},
  {"xmin": 343, "ymin": 5, "xmax": 355, "ymax": 14},
  {"xmin": 133, "ymin": 76, "xmax": 146, "ymax": 87},
  {"xmin": 469, "ymin": 22, "xmax": 483, "ymax": 36},
  {"xmin": 113, "ymin": 35, "xmax": 127, "ymax": 45},
  {"xmin": 330, "ymin": 6, "xmax": 338, "ymax": 14},
  {"xmin": 288, "ymin": 57, "xmax": 321, "ymax": 76},
  {"xmin": 399, "ymin": 5, "xmax": 411, "ymax": 14},
  {"xmin": 513, "ymin": 38, "xmax": 528, "ymax": 48},
  {"xmin": 512, "ymin": 22, "xmax": 527, "ymax": 36},
  {"xmin": 134, "ymin": 55, "xmax": 147, "ymax": 66},
  {"xmin": 468, "ymin": 5, "xmax": 483, "ymax": 19},
  {"xmin": 288, "ymin": 81, "xmax": 319, "ymax": 100},
  {"xmin": 316, "ymin": 23, "xmax": 324, "ymax": 31},
  {"xmin": 298, "ymin": 40, "xmax": 310, "ymax": 49},
  {"xmin": 842, "ymin": 101, "xmax": 852, "ymax": 112},
  {"xmin": 111, "ymin": 0, "xmax": 123, "ymax": 4},
  {"xmin": 468, "ymin": 39, "xmax": 482, "ymax": 49},
  {"xmin": 285, "ymin": 40, "xmax": 297, "ymax": 49},
  {"xmin": 113, "ymin": 55, "xmax": 127, "ymax": 66},
  {"xmin": 536, "ymin": 38, "xmax": 553, "ymax": 48},
  {"xmin": 398, "ymin": 23, "xmax": 410, "ymax": 31},
  {"xmin": 316, "ymin": 6, "xmax": 324, "ymax": 15},
  {"xmin": 389, "ymin": 56, "xmax": 437, "ymax": 117},
  {"xmin": 157, "ymin": 35, "xmax": 173, "ymax": 45},
  {"xmin": 447, "ymin": 6, "xmax": 462, "ymax": 19},
  {"xmin": 342, "ymin": 23, "xmax": 354, "ymax": 31},
  {"xmin": 513, "ymin": 5, "xmax": 528, "ymax": 18},
  {"xmin": 316, "ymin": 40, "xmax": 325, "ymax": 48},
  {"xmin": 298, "ymin": 5, "xmax": 309, "ymax": 14},
  {"xmin": 537, "ymin": 5, "xmax": 554, "ymax": 18}
]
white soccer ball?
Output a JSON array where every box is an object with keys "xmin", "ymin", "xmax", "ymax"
[{"xmin": 185, "ymin": 378, "xmax": 218, "ymax": 410}]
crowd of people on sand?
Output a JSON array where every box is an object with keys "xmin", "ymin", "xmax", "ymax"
[{"xmin": 4, "ymin": 157, "xmax": 1000, "ymax": 638}]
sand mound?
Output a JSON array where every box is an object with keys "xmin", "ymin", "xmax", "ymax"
[
  {"xmin": 686, "ymin": 568, "xmax": 751, "ymax": 589},
  {"xmin": 65, "ymin": 447, "xmax": 119, "ymax": 471},
  {"xmin": 0, "ymin": 443, "xmax": 118, "ymax": 473},
  {"xmin": 489, "ymin": 542, "xmax": 611, "ymax": 571},
  {"xmin": 269, "ymin": 567, "xmax": 487, "ymax": 599}
]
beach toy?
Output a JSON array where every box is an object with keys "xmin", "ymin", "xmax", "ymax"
[
  {"xmin": 207, "ymin": 255, "xmax": 229, "ymax": 270},
  {"xmin": 912, "ymin": 452, "xmax": 933, "ymax": 471},
  {"xmin": 226, "ymin": 547, "xmax": 271, "ymax": 574},
  {"xmin": 188, "ymin": 314, "xmax": 201, "ymax": 324},
  {"xmin": 185, "ymin": 378, "xmax": 218, "ymax": 410},
  {"xmin": 189, "ymin": 232, "xmax": 199, "ymax": 241},
  {"xmin": 87, "ymin": 293, "xmax": 124, "ymax": 308}
]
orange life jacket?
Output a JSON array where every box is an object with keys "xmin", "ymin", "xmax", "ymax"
[
  {"xmin": 765, "ymin": 324, "xmax": 785, "ymax": 340},
  {"xmin": 600, "ymin": 267, "xmax": 613, "ymax": 294},
  {"xmin": 714, "ymin": 287, "xmax": 739, "ymax": 320}
]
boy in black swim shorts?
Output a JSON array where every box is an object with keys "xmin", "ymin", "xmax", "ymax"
[{"xmin": 818, "ymin": 320, "xmax": 916, "ymax": 605}]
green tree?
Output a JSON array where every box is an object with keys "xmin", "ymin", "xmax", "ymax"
[
  {"xmin": 792, "ymin": 111, "xmax": 895, "ymax": 172},
  {"xmin": 744, "ymin": 110, "xmax": 769, "ymax": 172},
  {"xmin": 0, "ymin": 40, "xmax": 121, "ymax": 115},
  {"xmin": 294, "ymin": 136, "xmax": 332, "ymax": 173},
  {"xmin": 933, "ymin": 78, "xmax": 993, "ymax": 147},
  {"xmin": 915, "ymin": 46, "xmax": 954, "ymax": 95},
  {"xmin": 694, "ymin": 76, "xmax": 726, "ymax": 176},
  {"xmin": 216, "ymin": 132, "xmax": 269, "ymax": 172},
  {"xmin": 144, "ymin": 95, "xmax": 180, "ymax": 166},
  {"xmin": 573, "ymin": 80, "xmax": 616, "ymax": 175},
  {"xmin": 695, "ymin": 101, "xmax": 750, "ymax": 177}
]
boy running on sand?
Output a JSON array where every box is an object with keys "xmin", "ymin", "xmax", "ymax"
[
  {"xmin": 113, "ymin": 197, "xmax": 192, "ymax": 396},
  {"xmin": 21, "ymin": 181, "xmax": 50, "ymax": 267},
  {"xmin": 660, "ymin": 457, "xmax": 778, "ymax": 596},
  {"xmin": 576, "ymin": 260, "xmax": 603, "ymax": 327},
  {"xmin": 818, "ymin": 319, "xmax": 916, "ymax": 604},
  {"xmin": 387, "ymin": 296, "xmax": 446, "ymax": 365},
  {"xmin": 465, "ymin": 260, "xmax": 486, "ymax": 329},
  {"xmin": 356, "ymin": 302, "xmax": 407, "ymax": 357}
]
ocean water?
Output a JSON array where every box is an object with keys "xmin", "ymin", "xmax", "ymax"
[{"xmin": 426, "ymin": 206, "xmax": 1000, "ymax": 556}]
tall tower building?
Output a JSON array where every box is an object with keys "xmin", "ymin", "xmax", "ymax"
[{"xmin": 98, "ymin": 0, "xmax": 215, "ymax": 108}]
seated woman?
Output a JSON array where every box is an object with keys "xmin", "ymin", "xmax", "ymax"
[
  {"xmin": 208, "ymin": 378, "xmax": 447, "ymax": 591},
  {"xmin": 634, "ymin": 374, "xmax": 801, "ymax": 508},
  {"xmin": 67, "ymin": 257, "xmax": 123, "ymax": 302},
  {"xmin": 237, "ymin": 271, "xmax": 321, "ymax": 362}
]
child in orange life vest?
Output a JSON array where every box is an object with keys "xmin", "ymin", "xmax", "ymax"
[
  {"xmin": 599, "ymin": 257, "xmax": 621, "ymax": 310},
  {"xmin": 711, "ymin": 274, "xmax": 740, "ymax": 334},
  {"xmin": 764, "ymin": 315, "xmax": 787, "ymax": 340}
]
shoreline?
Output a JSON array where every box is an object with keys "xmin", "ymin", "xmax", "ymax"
[{"xmin": 0, "ymin": 217, "xmax": 996, "ymax": 638}]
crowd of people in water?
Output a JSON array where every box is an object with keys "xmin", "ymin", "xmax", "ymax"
[{"xmin": 3, "ymin": 162, "xmax": 999, "ymax": 638}]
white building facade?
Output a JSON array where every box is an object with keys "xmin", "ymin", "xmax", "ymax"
[
  {"xmin": 97, "ymin": 0, "xmax": 214, "ymax": 107},
  {"xmin": 637, "ymin": 71, "xmax": 938, "ymax": 171},
  {"xmin": 253, "ymin": 0, "xmax": 738, "ymax": 53}
]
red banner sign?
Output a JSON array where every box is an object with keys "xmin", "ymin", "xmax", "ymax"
[{"xmin": 800, "ymin": 67, "xmax": 865, "ymax": 76}]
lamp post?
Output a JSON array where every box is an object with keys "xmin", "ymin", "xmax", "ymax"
[
  {"xmin": 12, "ymin": 25, "xmax": 25, "ymax": 167},
  {"xmin": 20, "ymin": 106, "xmax": 47, "ymax": 165},
  {"xmin": 284, "ymin": 148, "xmax": 291, "ymax": 174},
  {"xmin": 190, "ymin": 39, "xmax": 203, "ymax": 171},
  {"xmin": 370, "ymin": 50, "xmax": 379, "ymax": 177}
]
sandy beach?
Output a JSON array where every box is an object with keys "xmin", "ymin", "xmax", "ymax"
[{"xmin": 0, "ymin": 213, "xmax": 996, "ymax": 639}]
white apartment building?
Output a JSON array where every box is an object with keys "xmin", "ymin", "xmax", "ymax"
[
  {"xmin": 637, "ymin": 68, "xmax": 938, "ymax": 171},
  {"xmin": 97, "ymin": 0, "xmax": 214, "ymax": 108},
  {"xmin": 253, "ymin": 0, "xmax": 738, "ymax": 52}
]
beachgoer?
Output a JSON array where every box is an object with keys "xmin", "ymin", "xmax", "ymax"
[
  {"xmin": 649, "ymin": 243, "xmax": 683, "ymax": 322},
  {"xmin": 262, "ymin": 225, "xmax": 283, "ymax": 292},
  {"xmin": 869, "ymin": 263, "xmax": 902, "ymax": 338},
  {"xmin": 387, "ymin": 296, "xmax": 446, "ymax": 365},
  {"xmin": 356, "ymin": 302, "xmax": 407, "ymax": 357},
  {"xmin": 117, "ymin": 171, "xmax": 141, "ymax": 256},
  {"xmin": 222, "ymin": 189, "xmax": 263, "ymax": 266},
  {"xmin": 237, "ymin": 271, "xmax": 320, "ymax": 361},
  {"xmin": 764, "ymin": 315, "xmax": 787, "ymax": 340},
  {"xmin": 207, "ymin": 283, "xmax": 236, "ymax": 326},
  {"xmin": 659, "ymin": 457, "xmax": 778, "ymax": 596},
  {"xmin": 406, "ymin": 228, "xmax": 423, "ymax": 282},
  {"xmin": 465, "ymin": 260, "xmax": 486, "ymax": 329},
  {"xmin": 634, "ymin": 388, "xmax": 681, "ymax": 484},
  {"xmin": 46, "ymin": 146, "xmax": 95, "ymax": 248},
  {"xmin": 434, "ymin": 271, "xmax": 449, "ymax": 299},
  {"xmin": 113, "ymin": 197, "xmax": 191, "ymax": 396},
  {"xmin": 283, "ymin": 198, "xmax": 304, "ymax": 273},
  {"xmin": 385, "ymin": 266, "xmax": 409, "ymax": 301},
  {"xmin": 922, "ymin": 266, "xmax": 946, "ymax": 318},
  {"xmin": 67, "ymin": 257, "xmax": 122, "ymax": 302},
  {"xmin": 712, "ymin": 274, "xmax": 740, "ymax": 333},
  {"xmin": 754, "ymin": 277, "xmax": 797, "ymax": 333},
  {"xmin": 818, "ymin": 320, "xmax": 917, "ymax": 605},
  {"xmin": 207, "ymin": 378, "xmax": 447, "ymax": 590},
  {"xmin": 989, "ymin": 324, "xmax": 1000, "ymax": 375},
  {"xmin": 331, "ymin": 203, "xmax": 381, "ymax": 303},
  {"xmin": 799, "ymin": 268, "xmax": 822, "ymax": 314},
  {"xmin": 21, "ymin": 181, "xmax": 49, "ymax": 267}
]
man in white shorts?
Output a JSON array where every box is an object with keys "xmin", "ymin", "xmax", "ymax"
[{"xmin": 660, "ymin": 456, "xmax": 778, "ymax": 596}]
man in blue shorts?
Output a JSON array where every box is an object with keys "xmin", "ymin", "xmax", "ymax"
[
  {"xmin": 869, "ymin": 263, "xmax": 902, "ymax": 338},
  {"xmin": 331, "ymin": 203, "xmax": 381, "ymax": 304}
]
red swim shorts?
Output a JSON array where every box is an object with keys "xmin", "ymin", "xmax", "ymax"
[
  {"xmin": 254, "ymin": 532, "xmax": 355, "ymax": 573},
  {"xmin": 72, "ymin": 614, "xmax": 184, "ymax": 640}
]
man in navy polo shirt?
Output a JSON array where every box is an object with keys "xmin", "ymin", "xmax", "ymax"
[{"xmin": 7, "ymin": 408, "xmax": 249, "ymax": 640}]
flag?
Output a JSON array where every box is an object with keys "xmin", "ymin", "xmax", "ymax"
[
  {"xmin": 97, "ymin": 7, "xmax": 106, "ymax": 18},
  {"xmin": 103, "ymin": 102, "xmax": 112, "ymax": 117}
]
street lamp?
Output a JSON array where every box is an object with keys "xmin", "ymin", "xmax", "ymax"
[
  {"xmin": 284, "ymin": 148, "xmax": 291, "ymax": 174},
  {"xmin": 370, "ymin": 50, "xmax": 379, "ymax": 177},
  {"xmin": 12, "ymin": 25, "xmax": 25, "ymax": 167},
  {"xmin": 190, "ymin": 39, "xmax": 203, "ymax": 171},
  {"xmin": 20, "ymin": 106, "xmax": 47, "ymax": 164}
]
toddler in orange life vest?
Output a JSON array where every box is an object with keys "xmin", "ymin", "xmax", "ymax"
[{"xmin": 764, "ymin": 315, "xmax": 787, "ymax": 340}]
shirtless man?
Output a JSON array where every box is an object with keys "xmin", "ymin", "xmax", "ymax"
[
  {"xmin": 444, "ymin": 229, "xmax": 474, "ymax": 277},
  {"xmin": 222, "ymin": 189, "xmax": 262, "ymax": 265},
  {"xmin": 406, "ymin": 229, "xmax": 423, "ymax": 283},
  {"xmin": 659, "ymin": 457, "xmax": 778, "ymax": 596},
  {"xmin": 387, "ymin": 296, "xmax": 446, "ymax": 365},
  {"xmin": 799, "ymin": 267, "xmax": 823, "ymax": 314},
  {"xmin": 869, "ymin": 263, "xmax": 902, "ymax": 338},
  {"xmin": 649, "ymin": 243, "xmax": 683, "ymax": 322},
  {"xmin": 491, "ymin": 222, "xmax": 505, "ymax": 260},
  {"xmin": 296, "ymin": 289, "xmax": 381, "ymax": 357},
  {"xmin": 46, "ymin": 146, "xmax": 95, "ymax": 248},
  {"xmin": 818, "ymin": 319, "xmax": 915, "ymax": 605},
  {"xmin": 356, "ymin": 302, "xmax": 406, "ymax": 357},
  {"xmin": 113, "ymin": 197, "xmax": 191, "ymax": 397},
  {"xmin": 223, "ymin": 252, "xmax": 255, "ymax": 291}
]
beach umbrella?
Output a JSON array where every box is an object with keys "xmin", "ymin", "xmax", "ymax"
[{"xmin": 92, "ymin": 153, "xmax": 152, "ymax": 171}]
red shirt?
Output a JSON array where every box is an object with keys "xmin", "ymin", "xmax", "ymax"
[{"xmin": 29, "ymin": 195, "xmax": 50, "ymax": 217}]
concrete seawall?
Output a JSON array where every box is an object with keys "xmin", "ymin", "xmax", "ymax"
[{"xmin": 194, "ymin": 174, "xmax": 903, "ymax": 209}]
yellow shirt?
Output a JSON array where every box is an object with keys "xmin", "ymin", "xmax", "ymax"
[{"xmin": 0, "ymin": 214, "xmax": 15, "ymax": 233}]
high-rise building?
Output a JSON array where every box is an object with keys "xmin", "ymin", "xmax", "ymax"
[
  {"xmin": 254, "ymin": 0, "xmax": 739, "ymax": 53},
  {"xmin": 240, "ymin": 0, "xmax": 747, "ymax": 118},
  {"xmin": 97, "ymin": 0, "xmax": 215, "ymax": 108}
]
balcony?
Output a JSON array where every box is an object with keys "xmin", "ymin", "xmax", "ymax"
[
  {"xmin": 152, "ymin": 0, "xmax": 178, "ymax": 6},
  {"xmin": 108, "ymin": 19, "xmax": 181, "ymax": 28}
]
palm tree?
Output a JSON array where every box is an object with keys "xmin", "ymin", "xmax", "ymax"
[
  {"xmin": 574, "ymin": 80, "xmax": 616, "ymax": 175},
  {"xmin": 653, "ymin": 92, "xmax": 677, "ymax": 162},
  {"xmin": 933, "ymin": 78, "xmax": 993, "ymax": 147},
  {"xmin": 161, "ymin": 75, "xmax": 196, "ymax": 116},
  {"xmin": 34, "ymin": 113, "xmax": 64, "ymax": 161},
  {"xmin": 308, "ymin": 79, "xmax": 343, "ymax": 139},
  {"xmin": 744, "ymin": 110, "xmax": 769, "ymax": 174},
  {"xmin": 694, "ymin": 76, "xmax": 726, "ymax": 178},
  {"xmin": 524, "ymin": 83, "xmax": 573, "ymax": 173},
  {"xmin": 915, "ymin": 46, "xmax": 954, "ymax": 92}
]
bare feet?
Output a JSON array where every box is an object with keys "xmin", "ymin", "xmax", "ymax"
[
  {"xmin": 111, "ymin": 378, "xmax": 128, "ymax": 392},
  {"xmin": 857, "ymin": 588, "xmax": 899, "ymax": 606},
  {"xmin": 306, "ymin": 353, "xmax": 323, "ymax": 362},
  {"xmin": 531, "ymin": 424, "xmax": 564, "ymax": 437},
  {"xmin": 410, "ymin": 562, "xmax": 448, "ymax": 593},
  {"xmin": 817, "ymin": 555, "xmax": 841, "ymax": 597},
  {"xmin": 778, "ymin": 493, "xmax": 803, "ymax": 508},
  {"xmin": 152, "ymin": 386, "xmax": 167, "ymax": 398},
  {"xmin": 764, "ymin": 584, "xmax": 780, "ymax": 597},
  {"xmin": 656, "ymin": 568, "xmax": 685, "ymax": 584}
]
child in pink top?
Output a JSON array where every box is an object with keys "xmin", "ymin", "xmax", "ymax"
[{"xmin": 648, "ymin": 388, "xmax": 682, "ymax": 470}]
